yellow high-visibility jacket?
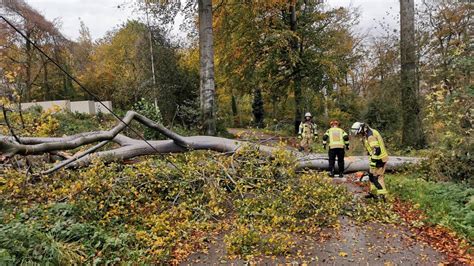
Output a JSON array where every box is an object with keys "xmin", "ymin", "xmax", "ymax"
[
  {"xmin": 298, "ymin": 121, "xmax": 317, "ymax": 138},
  {"xmin": 364, "ymin": 128, "xmax": 389, "ymax": 163},
  {"xmin": 323, "ymin": 127, "xmax": 349, "ymax": 149}
]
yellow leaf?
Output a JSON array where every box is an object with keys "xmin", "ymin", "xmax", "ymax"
[{"xmin": 339, "ymin": 251, "xmax": 348, "ymax": 257}]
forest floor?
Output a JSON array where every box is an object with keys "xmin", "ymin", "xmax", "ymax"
[{"xmin": 180, "ymin": 128, "xmax": 467, "ymax": 265}]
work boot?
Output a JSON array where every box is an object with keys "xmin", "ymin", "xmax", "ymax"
[
  {"xmin": 338, "ymin": 173, "xmax": 344, "ymax": 178},
  {"xmin": 329, "ymin": 170, "xmax": 335, "ymax": 178},
  {"xmin": 364, "ymin": 193, "xmax": 377, "ymax": 199}
]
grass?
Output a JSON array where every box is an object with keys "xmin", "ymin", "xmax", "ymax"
[{"xmin": 386, "ymin": 174, "xmax": 474, "ymax": 243}]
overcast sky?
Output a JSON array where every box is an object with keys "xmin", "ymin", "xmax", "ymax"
[{"xmin": 26, "ymin": 0, "xmax": 403, "ymax": 41}]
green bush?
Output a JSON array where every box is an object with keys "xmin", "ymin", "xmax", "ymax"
[
  {"xmin": 53, "ymin": 111, "xmax": 114, "ymax": 136},
  {"xmin": 416, "ymin": 147, "xmax": 473, "ymax": 185},
  {"xmin": 386, "ymin": 174, "xmax": 474, "ymax": 242},
  {"xmin": 132, "ymin": 98, "xmax": 164, "ymax": 139},
  {"xmin": 0, "ymin": 222, "xmax": 86, "ymax": 265},
  {"xmin": 0, "ymin": 202, "xmax": 137, "ymax": 265}
]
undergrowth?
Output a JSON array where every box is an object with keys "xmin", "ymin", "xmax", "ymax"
[
  {"xmin": 0, "ymin": 106, "xmax": 115, "ymax": 137},
  {"xmin": 386, "ymin": 174, "xmax": 474, "ymax": 243},
  {"xmin": 0, "ymin": 146, "xmax": 352, "ymax": 264}
]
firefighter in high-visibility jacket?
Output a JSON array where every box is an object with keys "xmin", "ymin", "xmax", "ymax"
[
  {"xmin": 298, "ymin": 112, "xmax": 318, "ymax": 152},
  {"xmin": 323, "ymin": 120, "xmax": 349, "ymax": 177},
  {"xmin": 351, "ymin": 122, "xmax": 389, "ymax": 197}
]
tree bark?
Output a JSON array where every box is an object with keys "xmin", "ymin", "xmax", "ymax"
[
  {"xmin": 198, "ymin": 0, "xmax": 217, "ymax": 135},
  {"xmin": 400, "ymin": 0, "xmax": 424, "ymax": 148},
  {"xmin": 25, "ymin": 32, "xmax": 32, "ymax": 102}
]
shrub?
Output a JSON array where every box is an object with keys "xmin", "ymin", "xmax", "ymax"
[
  {"xmin": 53, "ymin": 111, "xmax": 113, "ymax": 136},
  {"xmin": 414, "ymin": 144, "xmax": 473, "ymax": 185},
  {"xmin": 0, "ymin": 222, "xmax": 86, "ymax": 265},
  {"xmin": 386, "ymin": 174, "xmax": 474, "ymax": 242},
  {"xmin": 132, "ymin": 98, "xmax": 164, "ymax": 139}
]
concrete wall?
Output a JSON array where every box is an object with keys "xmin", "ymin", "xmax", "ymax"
[
  {"xmin": 21, "ymin": 100, "xmax": 113, "ymax": 115},
  {"xmin": 71, "ymin": 101, "xmax": 96, "ymax": 115},
  {"xmin": 21, "ymin": 100, "xmax": 70, "ymax": 112},
  {"xmin": 95, "ymin": 101, "xmax": 113, "ymax": 114}
]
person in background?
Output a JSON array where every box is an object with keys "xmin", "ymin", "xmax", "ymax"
[
  {"xmin": 323, "ymin": 120, "xmax": 349, "ymax": 177},
  {"xmin": 298, "ymin": 112, "xmax": 318, "ymax": 152}
]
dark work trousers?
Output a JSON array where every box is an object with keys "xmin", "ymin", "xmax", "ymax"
[{"xmin": 328, "ymin": 148, "xmax": 345, "ymax": 176}]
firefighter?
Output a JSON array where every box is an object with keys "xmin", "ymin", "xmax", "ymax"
[
  {"xmin": 323, "ymin": 120, "xmax": 349, "ymax": 177},
  {"xmin": 351, "ymin": 122, "xmax": 389, "ymax": 198},
  {"xmin": 298, "ymin": 112, "xmax": 318, "ymax": 152}
]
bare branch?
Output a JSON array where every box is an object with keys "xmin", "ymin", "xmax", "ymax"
[{"xmin": 0, "ymin": 111, "xmax": 190, "ymax": 157}]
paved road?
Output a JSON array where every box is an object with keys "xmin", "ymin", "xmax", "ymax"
[
  {"xmin": 182, "ymin": 180, "xmax": 445, "ymax": 265},
  {"xmin": 180, "ymin": 129, "xmax": 457, "ymax": 265}
]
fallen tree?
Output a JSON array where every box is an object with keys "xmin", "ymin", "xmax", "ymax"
[{"xmin": 0, "ymin": 111, "xmax": 422, "ymax": 174}]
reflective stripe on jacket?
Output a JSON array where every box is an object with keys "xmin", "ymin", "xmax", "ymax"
[
  {"xmin": 298, "ymin": 122, "xmax": 317, "ymax": 138},
  {"xmin": 323, "ymin": 127, "xmax": 349, "ymax": 149},
  {"xmin": 364, "ymin": 129, "xmax": 389, "ymax": 162}
]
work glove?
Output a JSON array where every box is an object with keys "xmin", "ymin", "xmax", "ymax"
[
  {"xmin": 374, "ymin": 147, "xmax": 381, "ymax": 156},
  {"xmin": 323, "ymin": 144, "xmax": 326, "ymax": 150},
  {"xmin": 297, "ymin": 135, "xmax": 302, "ymax": 139},
  {"xmin": 371, "ymin": 158, "xmax": 385, "ymax": 168},
  {"xmin": 345, "ymin": 145, "xmax": 349, "ymax": 150}
]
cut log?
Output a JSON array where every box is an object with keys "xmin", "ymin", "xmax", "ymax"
[
  {"xmin": 0, "ymin": 111, "xmax": 423, "ymax": 173},
  {"xmin": 295, "ymin": 154, "xmax": 421, "ymax": 173}
]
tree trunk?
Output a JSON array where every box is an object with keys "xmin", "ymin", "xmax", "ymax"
[
  {"xmin": 1, "ymin": 134, "xmax": 420, "ymax": 173},
  {"xmin": 231, "ymin": 94, "xmax": 238, "ymax": 127},
  {"xmin": 252, "ymin": 88, "xmax": 264, "ymax": 128},
  {"xmin": 0, "ymin": 111, "xmax": 423, "ymax": 173},
  {"xmin": 290, "ymin": 4, "xmax": 303, "ymax": 134},
  {"xmin": 42, "ymin": 60, "xmax": 50, "ymax": 101},
  {"xmin": 400, "ymin": 0, "xmax": 424, "ymax": 148},
  {"xmin": 25, "ymin": 33, "xmax": 32, "ymax": 102},
  {"xmin": 198, "ymin": 0, "xmax": 217, "ymax": 135}
]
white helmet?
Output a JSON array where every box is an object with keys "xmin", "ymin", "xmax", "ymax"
[
  {"xmin": 304, "ymin": 112, "xmax": 312, "ymax": 117},
  {"xmin": 350, "ymin": 122, "xmax": 365, "ymax": 135}
]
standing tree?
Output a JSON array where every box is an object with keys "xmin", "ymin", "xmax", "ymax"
[
  {"xmin": 213, "ymin": 1, "xmax": 358, "ymax": 131},
  {"xmin": 1, "ymin": 0, "xmax": 70, "ymax": 101},
  {"xmin": 400, "ymin": 0, "xmax": 424, "ymax": 148},
  {"xmin": 144, "ymin": 0, "xmax": 217, "ymax": 135},
  {"xmin": 198, "ymin": 0, "xmax": 216, "ymax": 135},
  {"xmin": 231, "ymin": 94, "xmax": 238, "ymax": 126},
  {"xmin": 289, "ymin": 2, "xmax": 303, "ymax": 134},
  {"xmin": 252, "ymin": 88, "xmax": 264, "ymax": 128}
]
